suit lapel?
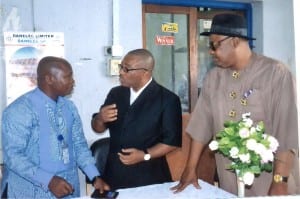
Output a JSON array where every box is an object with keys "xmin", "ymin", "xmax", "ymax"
[{"xmin": 122, "ymin": 80, "xmax": 160, "ymax": 125}]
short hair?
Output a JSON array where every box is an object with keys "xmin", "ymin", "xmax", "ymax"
[
  {"xmin": 126, "ymin": 48, "xmax": 155, "ymax": 70},
  {"xmin": 37, "ymin": 56, "xmax": 71, "ymax": 83}
]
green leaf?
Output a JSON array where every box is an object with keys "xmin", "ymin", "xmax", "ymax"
[{"xmin": 249, "ymin": 165, "xmax": 261, "ymax": 174}]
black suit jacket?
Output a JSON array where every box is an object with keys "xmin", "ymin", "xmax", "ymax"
[{"xmin": 100, "ymin": 80, "xmax": 182, "ymax": 189}]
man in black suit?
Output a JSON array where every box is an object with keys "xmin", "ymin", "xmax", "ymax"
[{"xmin": 91, "ymin": 48, "xmax": 182, "ymax": 190}]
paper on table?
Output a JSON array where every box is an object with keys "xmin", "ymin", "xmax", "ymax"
[{"xmin": 117, "ymin": 179, "xmax": 236, "ymax": 199}]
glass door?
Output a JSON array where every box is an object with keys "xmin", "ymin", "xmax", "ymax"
[
  {"xmin": 143, "ymin": 5, "xmax": 197, "ymax": 113},
  {"xmin": 146, "ymin": 13, "xmax": 189, "ymax": 111}
]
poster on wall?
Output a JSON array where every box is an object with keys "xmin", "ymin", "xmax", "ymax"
[{"xmin": 3, "ymin": 32, "xmax": 64, "ymax": 105}]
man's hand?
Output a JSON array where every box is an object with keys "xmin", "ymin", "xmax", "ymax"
[
  {"xmin": 170, "ymin": 166, "xmax": 201, "ymax": 193},
  {"xmin": 93, "ymin": 177, "xmax": 111, "ymax": 194},
  {"xmin": 92, "ymin": 104, "xmax": 117, "ymax": 132},
  {"xmin": 48, "ymin": 176, "xmax": 74, "ymax": 198},
  {"xmin": 118, "ymin": 148, "xmax": 144, "ymax": 165},
  {"xmin": 97, "ymin": 104, "xmax": 118, "ymax": 123},
  {"xmin": 268, "ymin": 150, "xmax": 295, "ymax": 195}
]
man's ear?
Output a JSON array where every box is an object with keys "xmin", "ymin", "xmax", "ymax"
[
  {"xmin": 232, "ymin": 37, "xmax": 240, "ymax": 48},
  {"xmin": 45, "ymin": 74, "xmax": 53, "ymax": 85}
]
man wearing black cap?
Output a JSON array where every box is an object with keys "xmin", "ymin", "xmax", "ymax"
[{"xmin": 171, "ymin": 13, "xmax": 299, "ymax": 196}]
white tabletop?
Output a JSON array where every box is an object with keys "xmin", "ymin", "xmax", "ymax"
[
  {"xmin": 116, "ymin": 180, "xmax": 235, "ymax": 199},
  {"xmin": 80, "ymin": 180, "xmax": 300, "ymax": 199}
]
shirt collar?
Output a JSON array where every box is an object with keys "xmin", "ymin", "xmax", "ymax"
[
  {"xmin": 35, "ymin": 87, "xmax": 64, "ymax": 108},
  {"xmin": 130, "ymin": 78, "xmax": 152, "ymax": 105}
]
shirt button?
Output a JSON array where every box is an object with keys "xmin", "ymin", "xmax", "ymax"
[
  {"xmin": 229, "ymin": 91, "xmax": 237, "ymax": 99},
  {"xmin": 232, "ymin": 71, "xmax": 240, "ymax": 79},
  {"xmin": 229, "ymin": 110, "xmax": 236, "ymax": 118}
]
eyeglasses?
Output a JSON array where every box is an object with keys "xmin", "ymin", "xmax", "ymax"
[
  {"xmin": 209, "ymin": 36, "xmax": 231, "ymax": 51},
  {"xmin": 118, "ymin": 64, "xmax": 148, "ymax": 73}
]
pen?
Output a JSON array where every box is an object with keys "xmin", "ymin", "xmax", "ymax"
[{"xmin": 243, "ymin": 89, "xmax": 253, "ymax": 99}]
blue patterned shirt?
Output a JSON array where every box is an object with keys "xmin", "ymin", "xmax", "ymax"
[{"xmin": 1, "ymin": 88, "xmax": 99, "ymax": 198}]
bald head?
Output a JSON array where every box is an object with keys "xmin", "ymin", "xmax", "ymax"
[{"xmin": 125, "ymin": 49, "xmax": 155, "ymax": 71}]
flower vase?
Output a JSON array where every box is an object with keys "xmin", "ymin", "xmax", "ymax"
[{"xmin": 236, "ymin": 175, "xmax": 245, "ymax": 197}]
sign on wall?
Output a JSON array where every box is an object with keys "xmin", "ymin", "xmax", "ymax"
[{"xmin": 3, "ymin": 32, "xmax": 64, "ymax": 105}]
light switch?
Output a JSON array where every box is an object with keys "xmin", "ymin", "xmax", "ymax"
[{"xmin": 108, "ymin": 58, "xmax": 121, "ymax": 76}]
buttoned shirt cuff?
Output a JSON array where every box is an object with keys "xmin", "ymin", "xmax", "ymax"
[
  {"xmin": 31, "ymin": 169, "xmax": 53, "ymax": 191},
  {"xmin": 84, "ymin": 164, "xmax": 101, "ymax": 181}
]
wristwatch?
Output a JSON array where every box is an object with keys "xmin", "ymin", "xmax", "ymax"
[
  {"xmin": 273, "ymin": 174, "xmax": 288, "ymax": 183},
  {"xmin": 143, "ymin": 149, "xmax": 151, "ymax": 161}
]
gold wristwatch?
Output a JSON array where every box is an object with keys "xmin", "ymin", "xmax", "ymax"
[{"xmin": 273, "ymin": 174, "xmax": 288, "ymax": 183}]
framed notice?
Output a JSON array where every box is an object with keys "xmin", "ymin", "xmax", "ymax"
[{"xmin": 3, "ymin": 32, "xmax": 64, "ymax": 105}]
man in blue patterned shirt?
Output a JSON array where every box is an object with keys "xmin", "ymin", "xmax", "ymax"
[{"xmin": 1, "ymin": 56, "xmax": 110, "ymax": 198}]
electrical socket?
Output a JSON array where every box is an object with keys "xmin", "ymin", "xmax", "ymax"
[{"xmin": 104, "ymin": 46, "xmax": 112, "ymax": 56}]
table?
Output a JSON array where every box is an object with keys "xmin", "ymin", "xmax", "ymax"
[
  {"xmin": 80, "ymin": 180, "xmax": 300, "ymax": 199},
  {"xmin": 116, "ymin": 180, "xmax": 235, "ymax": 199}
]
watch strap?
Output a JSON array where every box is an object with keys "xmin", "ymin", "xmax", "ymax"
[
  {"xmin": 143, "ymin": 149, "xmax": 151, "ymax": 161},
  {"xmin": 273, "ymin": 174, "xmax": 288, "ymax": 183},
  {"xmin": 143, "ymin": 149, "xmax": 148, "ymax": 154}
]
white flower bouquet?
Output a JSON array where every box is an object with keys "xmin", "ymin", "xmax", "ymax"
[{"xmin": 209, "ymin": 113, "xmax": 279, "ymax": 186}]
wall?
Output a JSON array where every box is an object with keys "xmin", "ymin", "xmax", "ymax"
[
  {"xmin": 0, "ymin": 0, "xmax": 142, "ymax": 144},
  {"xmin": 261, "ymin": 0, "xmax": 295, "ymax": 73},
  {"xmin": 0, "ymin": 0, "xmax": 142, "ymax": 195}
]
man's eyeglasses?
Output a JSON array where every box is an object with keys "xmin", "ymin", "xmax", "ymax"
[
  {"xmin": 209, "ymin": 36, "xmax": 231, "ymax": 51},
  {"xmin": 118, "ymin": 64, "xmax": 148, "ymax": 73}
]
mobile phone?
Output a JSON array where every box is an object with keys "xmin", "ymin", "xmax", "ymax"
[{"xmin": 91, "ymin": 189, "xmax": 119, "ymax": 199}]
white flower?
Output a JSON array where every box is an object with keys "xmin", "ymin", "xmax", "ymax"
[
  {"xmin": 229, "ymin": 147, "xmax": 239, "ymax": 159},
  {"xmin": 209, "ymin": 140, "xmax": 219, "ymax": 151},
  {"xmin": 242, "ymin": 112, "xmax": 251, "ymax": 119},
  {"xmin": 256, "ymin": 125, "xmax": 263, "ymax": 132},
  {"xmin": 243, "ymin": 118, "xmax": 253, "ymax": 128},
  {"xmin": 262, "ymin": 134, "xmax": 267, "ymax": 139},
  {"xmin": 212, "ymin": 113, "xmax": 275, "ymax": 186},
  {"xmin": 250, "ymin": 127, "xmax": 256, "ymax": 135},
  {"xmin": 246, "ymin": 139, "xmax": 257, "ymax": 151},
  {"xmin": 243, "ymin": 172, "xmax": 255, "ymax": 185},
  {"xmin": 239, "ymin": 153, "xmax": 250, "ymax": 163},
  {"xmin": 254, "ymin": 143, "xmax": 267, "ymax": 156},
  {"xmin": 260, "ymin": 149, "xmax": 274, "ymax": 163},
  {"xmin": 267, "ymin": 136, "xmax": 279, "ymax": 152},
  {"xmin": 239, "ymin": 127, "xmax": 250, "ymax": 138}
]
